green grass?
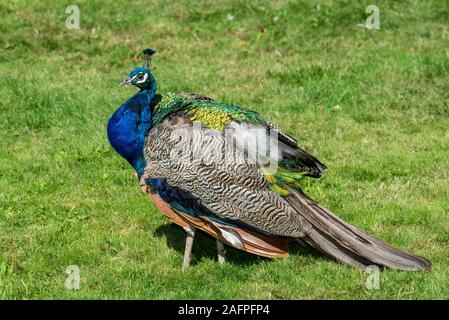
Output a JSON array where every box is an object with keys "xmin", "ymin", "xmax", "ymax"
[{"xmin": 0, "ymin": 0, "xmax": 448, "ymax": 299}]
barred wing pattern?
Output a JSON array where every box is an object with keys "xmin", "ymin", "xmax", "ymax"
[{"xmin": 143, "ymin": 114, "xmax": 311, "ymax": 238}]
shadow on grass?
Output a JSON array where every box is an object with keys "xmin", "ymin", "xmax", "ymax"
[{"xmin": 154, "ymin": 223, "xmax": 327, "ymax": 267}]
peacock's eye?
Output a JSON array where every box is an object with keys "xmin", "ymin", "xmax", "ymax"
[{"xmin": 137, "ymin": 74, "xmax": 144, "ymax": 80}]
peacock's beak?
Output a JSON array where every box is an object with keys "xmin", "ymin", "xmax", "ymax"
[{"xmin": 120, "ymin": 78, "xmax": 132, "ymax": 86}]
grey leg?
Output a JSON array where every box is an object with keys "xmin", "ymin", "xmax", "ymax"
[
  {"xmin": 217, "ymin": 240, "xmax": 226, "ymax": 265},
  {"xmin": 182, "ymin": 227, "xmax": 195, "ymax": 271}
]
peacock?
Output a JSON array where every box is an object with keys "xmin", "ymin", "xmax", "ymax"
[{"xmin": 107, "ymin": 49, "xmax": 431, "ymax": 271}]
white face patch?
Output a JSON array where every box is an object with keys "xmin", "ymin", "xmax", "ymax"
[{"xmin": 136, "ymin": 73, "xmax": 148, "ymax": 84}]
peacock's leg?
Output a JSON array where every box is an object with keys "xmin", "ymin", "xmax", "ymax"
[
  {"xmin": 216, "ymin": 240, "xmax": 226, "ymax": 264},
  {"xmin": 182, "ymin": 226, "xmax": 195, "ymax": 271}
]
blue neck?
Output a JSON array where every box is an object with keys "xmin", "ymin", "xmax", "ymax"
[{"xmin": 107, "ymin": 82, "xmax": 156, "ymax": 178}]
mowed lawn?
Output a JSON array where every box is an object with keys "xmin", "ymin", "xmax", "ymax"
[{"xmin": 0, "ymin": 0, "xmax": 448, "ymax": 299}]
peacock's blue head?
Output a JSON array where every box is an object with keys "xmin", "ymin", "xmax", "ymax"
[
  {"xmin": 120, "ymin": 48, "xmax": 157, "ymax": 91},
  {"xmin": 120, "ymin": 66, "xmax": 156, "ymax": 90}
]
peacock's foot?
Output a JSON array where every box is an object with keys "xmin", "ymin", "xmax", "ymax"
[{"xmin": 182, "ymin": 226, "xmax": 195, "ymax": 271}]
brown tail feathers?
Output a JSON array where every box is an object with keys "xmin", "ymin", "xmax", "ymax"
[{"xmin": 285, "ymin": 187, "xmax": 431, "ymax": 271}]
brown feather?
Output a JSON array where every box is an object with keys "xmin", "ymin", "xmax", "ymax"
[{"xmin": 285, "ymin": 187, "xmax": 432, "ymax": 270}]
